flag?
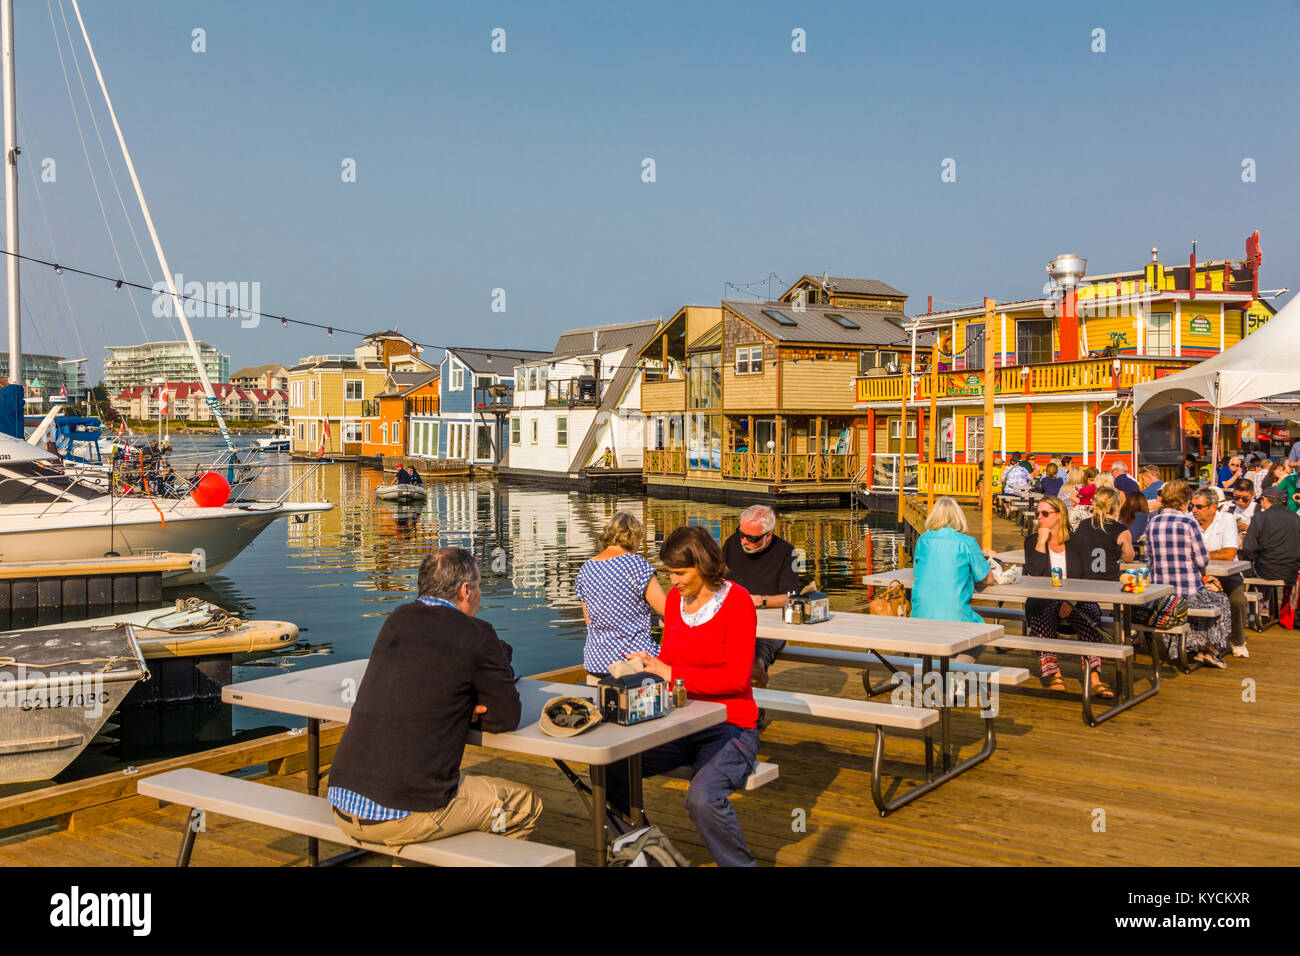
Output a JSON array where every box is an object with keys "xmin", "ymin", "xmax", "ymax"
[
  {"xmin": 59, "ymin": 383, "xmax": 67, "ymax": 399},
  {"xmin": 159, "ymin": 386, "xmax": 169, "ymax": 416},
  {"xmin": 317, "ymin": 419, "xmax": 330, "ymax": 458}
]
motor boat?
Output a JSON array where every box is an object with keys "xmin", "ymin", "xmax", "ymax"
[
  {"xmin": 253, "ymin": 423, "xmax": 291, "ymax": 453},
  {"xmin": 0, "ymin": 432, "xmax": 332, "ymax": 585},
  {"xmin": 375, "ymin": 482, "xmax": 427, "ymax": 503},
  {"xmin": 0, "ymin": 623, "xmax": 148, "ymax": 783}
]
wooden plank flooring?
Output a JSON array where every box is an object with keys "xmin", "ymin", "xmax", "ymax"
[{"xmin": 2, "ymin": 614, "xmax": 1296, "ymax": 867}]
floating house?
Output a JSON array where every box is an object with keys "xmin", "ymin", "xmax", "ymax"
[
  {"xmin": 854, "ymin": 236, "xmax": 1281, "ymax": 499},
  {"xmin": 501, "ymin": 319, "xmax": 661, "ymax": 488}
]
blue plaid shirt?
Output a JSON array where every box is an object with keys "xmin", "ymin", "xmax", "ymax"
[
  {"xmin": 327, "ymin": 595, "xmax": 463, "ymax": 821},
  {"xmin": 1144, "ymin": 509, "xmax": 1209, "ymax": 597}
]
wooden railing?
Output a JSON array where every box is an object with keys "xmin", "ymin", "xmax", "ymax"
[
  {"xmin": 917, "ymin": 462, "xmax": 980, "ymax": 496},
  {"xmin": 855, "ymin": 356, "xmax": 1197, "ymax": 403},
  {"xmin": 641, "ymin": 380, "xmax": 685, "ymax": 413},
  {"xmin": 718, "ymin": 452, "xmax": 858, "ymax": 483},
  {"xmin": 645, "ymin": 448, "xmax": 686, "ymax": 475}
]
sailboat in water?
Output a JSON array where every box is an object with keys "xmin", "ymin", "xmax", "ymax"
[{"xmin": 0, "ymin": 0, "xmax": 332, "ymax": 583}]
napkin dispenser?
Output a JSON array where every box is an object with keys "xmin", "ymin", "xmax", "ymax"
[{"xmin": 598, "ymin": 672, "xmax": 670, "ymax": 726}]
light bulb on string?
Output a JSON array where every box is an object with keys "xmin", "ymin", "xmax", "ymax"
[
  {"xmin": 54, "ymin": 264, "xmax": 63, "ymax": 275},
  {"xmin": 114, "ymin": 279, "xmax": 122, "ymax": 290}
]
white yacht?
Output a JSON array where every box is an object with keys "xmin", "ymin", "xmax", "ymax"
[
  {"xmin": 253, "ymin": 423, "xmax": 291, "ymax": 453},
  {"xmin": 0, "ymin": 433, "xmax": 331, "ymax": 585}
]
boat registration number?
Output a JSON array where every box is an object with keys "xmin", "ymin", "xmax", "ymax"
[{"xmin": 20, "ymin": 691, "xmax": 111, "ymax": 711}]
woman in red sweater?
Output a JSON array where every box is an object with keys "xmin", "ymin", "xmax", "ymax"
[{"xmin": 605, "ymin": 524, "xmax": 759, "ymax": 867}]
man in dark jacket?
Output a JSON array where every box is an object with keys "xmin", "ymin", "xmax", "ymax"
[
  {"xmin": 722, "ymin": 504, "xmax": 798, "ymax": 688},
  {"xmin": 1240, "ymin": 487, "xmax": 1300, "ymax": 631},
  {"xmin": 327, "ymin": 547, "xmax": 541, "ymax": 847}
]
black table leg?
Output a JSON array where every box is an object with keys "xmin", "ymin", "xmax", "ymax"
[
  {"xmin": 939, "ymin": 656, "xmax": 952, "ymax": 772},
  {"xmin": 922, "ymin": 654, "xmax": 934, "ymax": 782},
  {"xmin": 307, "ymin": 717, "xmax": 319, "ymax": 867},
  {"xmin": 591, "ymin": 764, "xmax": 608, "ymax": 867},
  {"xmin": 627, "ymin": 754, "xmax": 644, "ymax": 827}
]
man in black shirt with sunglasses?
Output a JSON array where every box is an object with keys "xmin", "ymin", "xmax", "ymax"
[{"xmin": 722, "ymin": 504, "xmax": 799, "ymax": 689}]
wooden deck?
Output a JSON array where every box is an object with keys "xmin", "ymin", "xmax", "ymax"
[{"xmin": 2, "ymin": 613, "xmax": 1297, "ymax": 867}]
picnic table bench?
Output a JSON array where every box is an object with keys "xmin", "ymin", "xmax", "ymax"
[{"xmin": 138, "ymin": 768, "xmax": 575, "ymax": 867}]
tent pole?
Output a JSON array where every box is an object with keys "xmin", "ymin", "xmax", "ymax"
[{"xmin": 1211, "ymin": 372, "xmax": 1221, "ymax": 481}]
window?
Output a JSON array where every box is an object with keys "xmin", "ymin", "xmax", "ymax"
[
  {"xmin": 476, "ymin": 375, "xmax": 492, "ymax": 389},
  {"xmin": 890, "ymin": 419, "xmax": 902, "ymax": 439},
  {"xmin": 1016, "ymin": 319, "xmax": 1054, "ymax": 365},
  {"xmin": 296, "ymin": 423, "xmax": 304, "ymax": 442},
  {"xmin": 511, "ymin": 418, "xmax": 521, "ymax": 444},
  {"xmin": 451, "ymin": 365, "xmax": 464, "ymax": 390},
  {"xmin": 392, "ymin": 421, "xmax": 400, "ymax": 446},
  {"xmin": 557, "ymin": 416, "xmax": 568, "ymax": 447},
  {"xmin": 309, "ymin": 379, "xmax": 317, "ymax": 401},
  {"xmin": 381, "ymin": 422, "xmax": 388, "ymax": 445},
  {"xmin": 477, "ymin": 424, "xmax": 493, "ymax": 460},
  {"xmin": 688, "ymin": 351, "xmax": 722, "ymax": 409},
  {"xmin": 528, "ymin": 367, "xmax": 538, "ymax": 390},
  {"xmin": 531, "ymin": 419, "xmax": 538, "ymax": 444},
  {"xmin": 965, "ymin": 416, "xmax": 984, "ymax": 464},
  {"xmin": 762, "ymin": 309, "xmax": 798, "ymax": 326},
  {"xmin": 364, "ymin": 422, "xmax": 371, "ymax": 443},
  {"xmin": 735, "ymin": 344, "xmax": 763, "ymax": 374},
  {"xmin": 516, "ymin": 369, "xmax": 525, "ymax": 390},
  {"xmin": 907, "ymin": 420, "xmax": 917, "ymax": 439},
  {"xmin": 343, "ymin": 422, "xmax": 363, "ymax": 443},
  {"xmin": 1100, "ymin": 413, "xmax": 1119, "ymax": 454},
  {"xmin": 687, "ymin": 413, "xmax": 722, "ymax": 470},
  {"xmin": 310, "ymin": 422, "xmax": 318, "ymax": 446},
  {"xmin": 826, "ymin": 312, "xmax": 860, "ymax": 329},
  {"xmin": 345, "ymin": 380, "xmax": 363, "ymax": 401},
  {"xmin": 964, "ymin": 325, "xmax": 985, "ymax": 369},
  {"xmin": 290, "ymin": 382, "xmax": 303, "ymax": 407},
  {"xmin": 1146, "ymin": 312, "xmax": 1173, "ymax": 356}
]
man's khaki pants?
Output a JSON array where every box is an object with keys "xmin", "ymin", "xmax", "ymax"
[{"xmin": 332, "ymin": 774, "xmax": 542, "ymax": 859}]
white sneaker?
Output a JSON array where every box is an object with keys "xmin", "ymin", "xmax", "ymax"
[{"xmin": 1231, "ymin": 645, "xmax": 1250, "ymax": 658}]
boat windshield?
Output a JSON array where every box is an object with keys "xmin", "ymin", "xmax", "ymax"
[{"xmin": 0, "ymin": 460, "xmax": 106, "ymax": 504}]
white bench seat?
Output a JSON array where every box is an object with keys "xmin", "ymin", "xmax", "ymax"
[
  {"xmin": 666, "ymin": 760, "xmax": 779, "ymax": 791},
  {"xmin": 138, "ymin": 768, "xmax": 575, "ymax": 867},
  {"xmin": 753, "ymin": 688, "xmax": 938, "ymax": 730},
  {"xmin": 778, "ymin": 645, "xmax": 1030, "ymax": 685},
  {"xmin": 986, "ymin": 634, "xmax": 1133, "ymax": 659}
]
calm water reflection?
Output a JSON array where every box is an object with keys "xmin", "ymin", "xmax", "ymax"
[{"xmin": 27, "ymin": 446, "xmax": 908, "ymax": 785}]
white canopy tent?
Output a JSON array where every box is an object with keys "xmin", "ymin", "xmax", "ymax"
[{"xmin": 1133, "ymin": 293, "xmax": 1300, "ymax": 467}]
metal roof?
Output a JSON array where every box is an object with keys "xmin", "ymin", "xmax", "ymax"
[
  {"xmin": 445, "ymin": 347, "xmax": 550, "ymax": 375},
  {"xmin": 724, "ymin": 300, "xmax": 915, "ymax": 347},
  {"xmin": 788, "ymin": 275, "xmax": 906, "ymax": 299},
  {"xmin": 540, "ymin": 320, "xmax": 662, "ymax": 362}
]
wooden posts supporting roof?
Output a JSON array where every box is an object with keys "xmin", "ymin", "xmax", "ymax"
[
  {"xmin": 982, "ymin": 298, "xmax": 996, "ymax": 550},
  {"xmin": 898, "ymin": 356, "xmax": 909, "ymax": 523},
  {"xmin": 928, "ymin": 341, "xmax": 938, "ymax": 513}
]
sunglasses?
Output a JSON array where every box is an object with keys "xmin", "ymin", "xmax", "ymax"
[
  {"xmin": 1192, "ymin": 502, "xmax": 1215, "ymax": 509},
  {"xmin": 741, "ymin": 532, "xmax": 771, "ymax": 543},
  {"xmin": 1036, "ymin": 509, "xmax": 1056, "ymax": 517}
]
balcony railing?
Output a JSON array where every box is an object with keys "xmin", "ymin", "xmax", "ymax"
[
  {"xmin": 917, "ymin": 462, "xmax": 980, "ymax": 496},
  {"xmin": 474, "ymin": 385, "xmax": 513, "ymax": 411},
  {"xmin": 645, "ymin": 448, "xmax": 686, "ymax": 475},
  {"xmin": 855, "ymin": 356, "xmax": 1197, "ymax": 403},
  {"xmin": 545, "ymin": 377, "xmax": 604, "ymax": 407}
]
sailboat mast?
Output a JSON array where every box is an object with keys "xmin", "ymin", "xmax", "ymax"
[
  {"xmin": 2, "ymin": 0, "xmax": 20, "ymax": 404},
  {"xmin": 69, "ymin": 0, "xmax": 234, "ymax": 452}
]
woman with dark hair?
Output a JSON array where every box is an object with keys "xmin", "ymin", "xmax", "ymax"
[
  {"xmin": 604, "ymin": 525, "xmax": 759, "ymax": 867},
  {"xmin": 1120, "ymin": 490, "xmax": 1150, "ymax": 543},
  {"xmin": 1023, "ymin": 496, "xmax": 1114, "ymax": 698}
]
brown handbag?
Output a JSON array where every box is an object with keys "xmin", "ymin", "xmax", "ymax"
[{"xmin": 868, "ymin": 580, "xmax": 911, "ymax": 617}]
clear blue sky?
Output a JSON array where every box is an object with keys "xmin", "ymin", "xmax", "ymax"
[{"xmin": 6, "ymin": 0, "xmax": 1298, "ymax": 380}]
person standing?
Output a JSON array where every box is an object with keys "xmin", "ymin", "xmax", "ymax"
[
  {"xmin": 721, "ymin": 504, "xmax": 798, "ymax": 688},
  {"xmin": 1240, "ymin": 487, "xmax": 1300, "ymax": 630},
  {"xmin": 609, "ymin": 525, "xmax": 759, "ymax": 867},
  {"xmin": 1190, "ymin": 489, "xmax": 1249, "ymax": 657},
  {"xmin": 327, "ymin": 548, "xmax": 542, "ymax": 851},
  {"xmin": 1288, "ymin": 436, "xmax": 1300, "ymax": 466}
]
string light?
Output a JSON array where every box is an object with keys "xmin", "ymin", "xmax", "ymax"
[
  {"xmin": 114, "ymin": 279, "xmax": 122, "ymax": 290},
  {"xmin": 54, "ymin": 263, "xmax": 63, "ymax": 275}
]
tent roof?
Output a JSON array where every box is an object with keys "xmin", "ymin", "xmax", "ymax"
[{"xmin": 1133, "ymin": 293, "xmax": 1300, "ymax": 413}]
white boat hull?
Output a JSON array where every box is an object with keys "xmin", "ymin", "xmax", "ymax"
[{"xmin": 0, "ymin": 501, "xmax": 332, "ymax": 585}]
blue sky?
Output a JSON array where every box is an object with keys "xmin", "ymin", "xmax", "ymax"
[{"xmin": 6, "ymin": 0, "xmax": 1299, "ymax": 379}]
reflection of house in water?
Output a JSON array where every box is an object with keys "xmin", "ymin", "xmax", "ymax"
[{"xmin": 501, "ymin": 489, "xmax": 600, "ymax": 607}]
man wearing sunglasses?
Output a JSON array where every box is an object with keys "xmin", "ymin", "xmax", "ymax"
[
  {"xmin": 1224, "ymin": 478, "xmax": 1258, "ymax": 535},
  {"xmin": 722, "ymin": 504, "xmax": 798, "ymax": 690},
  {"xmin": 1191, "ymin": 489, "xmax": 1249, "ymax": 657}
]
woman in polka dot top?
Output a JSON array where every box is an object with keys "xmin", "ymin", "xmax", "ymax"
[{"xmin": 575, "ymin": 512, "xmax": 667, "ymax": 679}]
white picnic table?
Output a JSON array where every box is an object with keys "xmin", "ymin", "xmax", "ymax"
[
  {"xmin": 755, "ymin": 609, "xmax": 1003, "ymax": 808},
  {"xmin": 223, "ymin": 660, "xmax": 727, "ymax": 866}
]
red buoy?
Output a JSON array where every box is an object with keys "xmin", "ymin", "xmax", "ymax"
[{"xmin": 191, "ymin": 472, "xmax": 231, "ymax": 507}]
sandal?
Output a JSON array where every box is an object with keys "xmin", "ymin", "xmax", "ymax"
[
  {"xmin": 1089, "ymin": 679, "xmax": 1116, "ymax": 700},
  {"xmin": 1041, "ymin": 673, "xmax": 1067, "ymax": 692}
]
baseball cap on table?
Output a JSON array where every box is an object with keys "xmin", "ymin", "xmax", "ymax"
[{"xmin": 538, "ymin": 696, "xmax": 603, "ymax": 737}]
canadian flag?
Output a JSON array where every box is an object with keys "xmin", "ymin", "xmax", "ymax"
[
  {"xmin": 59, "ymin": 383, "xmax": 67, "ymax": 399},
  {"xmin": 158, "ymin": 386, "xmax": 169, "ymax": 416},
  {"xmin": 317, "ymin": 419, "xmax": 330, "ymax": 458}
]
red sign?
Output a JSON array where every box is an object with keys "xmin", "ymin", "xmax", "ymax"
[
  {"xmin": 1257, "ymin": 427, "xmax": 1273, "ymax": 441},
  {"xmin": 1275, "ymin": 429, "xmax": 1291, "ymax": 442}
]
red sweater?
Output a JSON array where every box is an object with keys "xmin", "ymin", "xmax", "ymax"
[{"xmin": 661, "ymin": 582, "xmax": 758, "ymax": 729}]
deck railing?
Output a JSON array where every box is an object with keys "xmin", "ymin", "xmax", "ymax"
[
  {"xmin": 645, "ymin": 448, "xmax": 686, "ymax": 476},
  {"xmin": 856, "ymin": 356, "xmax": 1197, "ymax": 403},
  {"xmin": 917, "ymin": 462, "xmax": 981, "ymax": 496}
]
